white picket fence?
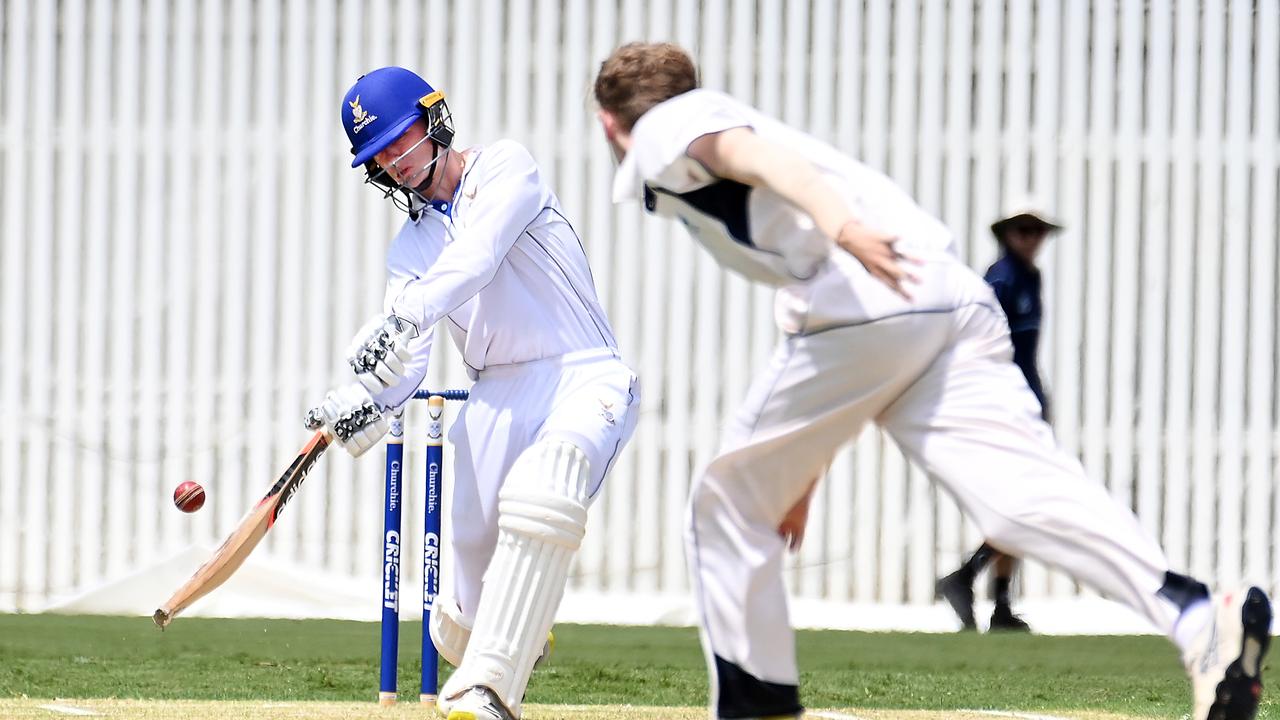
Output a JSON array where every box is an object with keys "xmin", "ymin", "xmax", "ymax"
[{"xmin": 1, "ymin": 0, "xmax": 1277, "ymax": 632}]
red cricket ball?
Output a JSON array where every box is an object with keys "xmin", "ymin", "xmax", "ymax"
[{"xmin": 173, "ymin": 481, "xmax": 206, "ymax": 513}]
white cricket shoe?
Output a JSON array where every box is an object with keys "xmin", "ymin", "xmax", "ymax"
[
  {"xmin": 443, "ymin": 685, "xmax": 518, "ymax": 720},
  {"xmin": 1183, "ymin": 586, "xmax": 1272, "ymax": 720}
]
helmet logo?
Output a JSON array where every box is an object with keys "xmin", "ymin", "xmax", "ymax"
[{"xmin": 350, "ymin": 95, "xmax": 378, "ymax": 133}]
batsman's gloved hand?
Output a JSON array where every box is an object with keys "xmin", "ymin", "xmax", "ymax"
[
  {"xmin": 304, "ymin": 382, "xmax": 389, "ymax": 457},
  {"xmin": 346, "ymin": 313, "xmax": 418, "ymax": 395}
]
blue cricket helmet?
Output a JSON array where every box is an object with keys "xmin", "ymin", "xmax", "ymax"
[
  {"xmin": 342, "ymin": 66, "xmax": 451, "ymax": 167},
  {"xmin": 342, "ymin": 66, "xmax": 455, "ymax": 217}
]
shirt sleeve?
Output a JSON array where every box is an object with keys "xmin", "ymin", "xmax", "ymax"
[
  {"xmin": 370, "ymin": 259, "xmax": 436, "ymax": 412},
  {"xmin": 390, "ymin": 140, "xmax": 547, "ymax": 332},
  {"xmin": 629, "ymin": 90, "xmax": 754, "ymax": 194}
]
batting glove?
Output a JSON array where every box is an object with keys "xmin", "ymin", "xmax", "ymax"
[
  {"xmin": 305, "ymin": 382, "xmax": 389, "ymax": 458},
  {"xmin": 347, "ymin": 313, "xmax": 418, "ymax": 395}
]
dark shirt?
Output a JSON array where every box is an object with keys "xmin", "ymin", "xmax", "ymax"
[{"xmin": 984, "ymin": 254, "xmax": 1046, "ymax": 410}]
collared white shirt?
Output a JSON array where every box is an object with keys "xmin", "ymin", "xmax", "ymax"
[
  {"xmin": 373, "ymin": 140, "xmax": 617, "ymax": 410},
  {"xmin": 612, "ymin": 89, "xmax": 954, "ymax": 289}
]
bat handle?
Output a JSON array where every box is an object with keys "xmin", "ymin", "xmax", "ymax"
[{"xmin": 304, "ymin": 407, "xmax": 325, "ymax": 431}]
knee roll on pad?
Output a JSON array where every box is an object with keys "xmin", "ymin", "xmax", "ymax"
[{"xmin": 497, "ymin": 440, "xmax": 591, "ymax": 550}]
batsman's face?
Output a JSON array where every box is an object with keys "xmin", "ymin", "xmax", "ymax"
[{"xmin": 375, "ymin": 120, "xmax": 440, "ymax": 193}]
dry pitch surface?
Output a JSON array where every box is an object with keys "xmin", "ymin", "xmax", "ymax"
[{"xmin": 0, "ymin": 700, "xmax": 1159, "ymax": 720}]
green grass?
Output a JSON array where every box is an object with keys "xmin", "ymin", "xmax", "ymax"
[{"xmin": 0, "ymin": 614, "xmax": 1272, "ymax": 718}]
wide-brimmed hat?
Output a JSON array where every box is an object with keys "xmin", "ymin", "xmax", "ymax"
[{"xmin": 991, "ymin": 200, "xmax": 1064, "ymax": 239}]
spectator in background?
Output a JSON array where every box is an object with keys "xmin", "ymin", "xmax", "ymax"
[{"xmin": 935, "ymin": 202, "xmax": 1062, "ymax": 633}]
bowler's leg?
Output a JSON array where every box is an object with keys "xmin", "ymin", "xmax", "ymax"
[
  {"xmin": 690, "ymin": 316, "xmax": 951, "ymax": 718},
  {"xmin": 879, "ymin": 303, "xmax": 1181, "ymax": 631}
]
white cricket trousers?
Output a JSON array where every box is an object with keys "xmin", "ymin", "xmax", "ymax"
[
  {"xmin": 443, "ymin": 348, "xmax": 640, "ymax": 623},
  {"xmin": 687, "ymin": 253, "xmax": 1176, "ymax": 712}
]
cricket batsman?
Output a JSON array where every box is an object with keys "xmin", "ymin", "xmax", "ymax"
[
  {"xmin": 308, "ymin": 66, "xmax": 640, "ymax": 720},
  {"xmin": 594, "ymin": 42, "xmax": 1270, "ymax": 720}
]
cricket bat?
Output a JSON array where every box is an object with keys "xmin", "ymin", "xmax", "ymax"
[{"xmin": 153, "ymin": 430, "xmax": 331, "ymax": 628}]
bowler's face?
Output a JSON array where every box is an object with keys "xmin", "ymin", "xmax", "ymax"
[{"xmin": 597, "ymin": 109, "xmax": 627, "ymax": 162}]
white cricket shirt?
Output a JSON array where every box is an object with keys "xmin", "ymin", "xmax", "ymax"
[
  {"xmin": 373, "ymin": 140, "xmax": 618, "ymax": 410},
  {"xmin": 611, "ymin": 89, "xmax": 957, "ymax": 330}
]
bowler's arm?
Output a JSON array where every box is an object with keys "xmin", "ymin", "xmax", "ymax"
[{"xmin": 685, "ymin": 128, "xmax": 918, "ymax": 297}]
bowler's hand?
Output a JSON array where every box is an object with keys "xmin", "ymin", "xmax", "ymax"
[
  {"xmin": 835, "ymin": 220, "xmax": 921, "ymax": 300},
  {"xmin": 778, "ymin": 479, "xmax": 820, "ymax": 552}
]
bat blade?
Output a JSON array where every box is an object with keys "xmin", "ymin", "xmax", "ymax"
[{"xmin": 153, "ymin": 430, "xmax": 330, "ymax": 628}]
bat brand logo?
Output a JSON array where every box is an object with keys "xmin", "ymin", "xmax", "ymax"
[
  {"xmin": 270, "ymin": 470, "xmax": 309, "ymax": 525},
  {"xmin": 423, "ymin": 531, "xmax": 440, "ymax": 606},
  {"xmin": 350, "ymin": 96, "xmax": 378, "ymax": 133},
  {"xmin": 383, "ymin": 530, "xmax": 401, "ymax": 611},
  {"xmin": 266, "ymin": 437, "xmax": 327, "ymax": 526}
]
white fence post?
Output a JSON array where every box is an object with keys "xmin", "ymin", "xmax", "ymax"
[{"xmin": 1, "ymin": 0, "xmax": 1276, "ymax": 626}]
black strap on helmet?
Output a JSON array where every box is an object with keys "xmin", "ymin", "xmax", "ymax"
[{"xmin": 411, "ymin": 92, "xmax": 454, "ymax": 192}]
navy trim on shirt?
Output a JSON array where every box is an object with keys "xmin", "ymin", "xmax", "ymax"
[{"xmin": 649, "ymin": 179, "xmax": 754, "ymax": 247}]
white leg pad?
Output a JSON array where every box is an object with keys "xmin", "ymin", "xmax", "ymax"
[
  {"xmin": 429, "ymin": 597, "xmax": 472, "ymax": 668},
  {"xmin": 438, "ymin": 440, "xmax": 591, "ymax": 717}
]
